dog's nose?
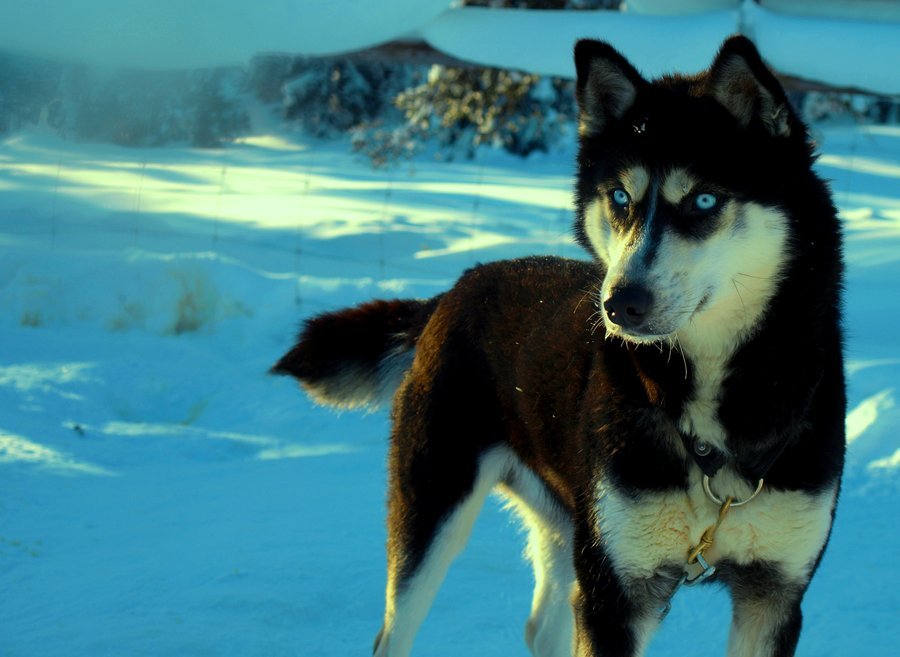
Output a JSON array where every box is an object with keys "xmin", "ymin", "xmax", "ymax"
[{"xmin": 604, "ymin": 285, "xmax": 653, "ymax": 330}]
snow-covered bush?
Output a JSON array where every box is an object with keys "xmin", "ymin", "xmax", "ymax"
[
  {"xmin": 365, "ymin": 0, "xmax": 616, "ymax": 162},
  {"xmin": 270, "ymin": 56, "xmax": 419, "ymax": 139},
  {"xmin": 388, "ymin": 66, "xmax": 576, "ymax": 160}
]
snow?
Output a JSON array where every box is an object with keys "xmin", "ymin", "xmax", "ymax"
[
  {"xmin": 0, "ymin": 0, "xmax": 452, "ymax": 68},
  {"xmin": 1, "ymin": 124, "xmax": 899, "ymax": 657},
  {"xmin": 2, "ymin": 3, "xmax": 898, "ymax": 95},
  {"xmin": 625, "ymin": 0, "xmax": 739, "ymax": 15},
  {"xmin": 746, "ymin": 2, "xmax": 900, "ymax": 95},
  {"xmin": 846, "ymin": 389, "xmax": 894, "ymax": 444},
  {"xmin": 419, "ymin": 5, "xmax": 900, "ymax": 92},
  {"xmin": 419, "ymin": 7, "xmax": 738, "ymax": 79}
]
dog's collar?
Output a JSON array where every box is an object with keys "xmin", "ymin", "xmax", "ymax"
[
  {"xmin": 661, "ymin": 434, "xmax": 779, "ymax": 619},
  {"xmin": 680, "ymin": 434, "xmax": 728, "ymax": 479},
  {"xmin": 680, "ymin": 433, "xmax": 792, "ymax": 484}
]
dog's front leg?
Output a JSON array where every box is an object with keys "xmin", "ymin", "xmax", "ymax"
[
  {"xmin": 571, "ymin": 582, "xmax": 666, "ymax": 657},
  {"xmin": 571, "ymin": 546, "xmax": 673, "ymax": 657},
  {"xmin": 725, "ymin": 564, "xmax": 808, "ymax": 657}
]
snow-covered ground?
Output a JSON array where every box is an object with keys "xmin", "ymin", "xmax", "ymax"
[{"xmin": 1, "ymin": 125, "xmax": 898, "ymax": 656}]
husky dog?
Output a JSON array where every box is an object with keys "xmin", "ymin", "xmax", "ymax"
[{"xmin": 273, "ymin": 36, "xmax": 845, "ymax": 657}]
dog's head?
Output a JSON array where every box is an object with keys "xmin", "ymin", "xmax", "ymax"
[{"xmin": 573, "ymin": 37, "xmax": 810, "ymax": 348}]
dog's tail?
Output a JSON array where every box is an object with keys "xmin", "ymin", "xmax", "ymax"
[{"xmin": 271, "ymin": 296, "xmax": 442, "ymax": 410}]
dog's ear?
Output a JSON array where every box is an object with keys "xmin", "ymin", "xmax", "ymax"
[
  {"xmin": 574, "ymin": 39, "xmax": 646, "ymax": 136},
  {"xmin": 707, "ymin": 36, "xmax": 792, "ymax": 138}
]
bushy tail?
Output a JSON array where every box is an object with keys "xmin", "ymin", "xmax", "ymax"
[{"xmin": 271, "ymin": 296, "xmax": 441, "ymax": 410}]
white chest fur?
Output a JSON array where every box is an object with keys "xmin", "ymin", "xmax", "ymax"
[{"xmin": 595, "ymin": 469, "xmax": 837, "ymax": 586}]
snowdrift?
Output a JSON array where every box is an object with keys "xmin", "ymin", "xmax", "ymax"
[{"xmin": 2, "ymin": 3, "xmax": 898, "ymax": 93}]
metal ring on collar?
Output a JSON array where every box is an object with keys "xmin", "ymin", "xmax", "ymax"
[{"xmin": 702, "ymin": 475, "xmax": 764, "ymax": 507}]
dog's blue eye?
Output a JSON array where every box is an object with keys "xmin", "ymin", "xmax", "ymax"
[
  {"xmin": 611, "ymin": 189, "xmax": 630, "ymax": 207},
  {"xmin": 694, "ymin": 193, "xmax": 718, "ymax": 211}
]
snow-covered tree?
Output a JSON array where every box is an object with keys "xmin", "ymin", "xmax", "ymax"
[
  {"xmin": 0, "ymin": 53, "xmax": 65, "ymax": 134},
  {"xmin": 71, "ymin": 68, "xmax": 249, "ymax": 147}
]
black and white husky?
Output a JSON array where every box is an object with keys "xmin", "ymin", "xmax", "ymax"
[{"xmin": 273, "ymin": 36, "xmax": 845, "ymax": 657}]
